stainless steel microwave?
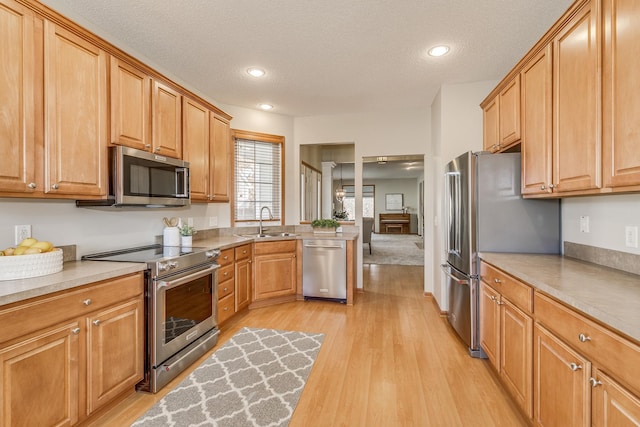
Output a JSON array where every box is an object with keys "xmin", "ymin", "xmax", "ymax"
[{"xmin": 77, "ymin": 146, "xmax": 190, "ymax": 208}]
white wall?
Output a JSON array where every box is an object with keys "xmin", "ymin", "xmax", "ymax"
[
  {"xmin": 562, "ymin": 194, "xmax": 640, "ymax": 255},
  {"xmin": 429, "ymin": 80, "xmax": 498, "ymax": 310},
  {"xmin": 294, "ymin": 109, "xmax": 430, "ymax": 290},
  {"xmin": 364, "ymin": 178, "xmax": 419, "ymax": 230}
]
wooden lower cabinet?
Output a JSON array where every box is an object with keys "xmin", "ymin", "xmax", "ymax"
[
  {"xmin": 253, "ymin": 240, "xmax": 297, "ymax": 304},
  {"xmin": 216, "ymin": 243, "xmax": 253, "ymax": 325},
  {"xmin": 0, "ymin": 321, "xmax": 81, "ymax": 427},
  {"xmin": 86, "ymin": 298, "xmax": 143, "ymax": 415},
  {"xmin": 533, "ymin": 323, "xmax": 591, "ymax": 427},
  {"xmin": 479, "ymin": 280, "xmax": 532, "ymax": 418},
  {"xmin": 592, "ymin": 369, "xmax": 640, "ymax": 427},
  {"xmin": 0, "ymin": 272, "xmax": 144, "ymax": 426}
]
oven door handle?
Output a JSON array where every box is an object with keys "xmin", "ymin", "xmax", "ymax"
[{"xmin": 156, "ymin": 264, "xmax": 218, "ymax": 291}]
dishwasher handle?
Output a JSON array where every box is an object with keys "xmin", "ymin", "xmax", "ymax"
[{"xmin": 303, "ymin": 240, "xmax": 344, "ymax": 249}]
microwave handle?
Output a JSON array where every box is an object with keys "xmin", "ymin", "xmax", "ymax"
[
  {"xmin": 156, "ymin": 264, "xmax": 218, "ymax": 291},
  {"xmin": 176, "ymin": 167, "xmax": 189, "ymax": 198}
]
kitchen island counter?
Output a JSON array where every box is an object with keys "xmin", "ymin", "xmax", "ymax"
[{"xmin": 479, "ymin": 252, "xmax": 640, "ymax": 343}]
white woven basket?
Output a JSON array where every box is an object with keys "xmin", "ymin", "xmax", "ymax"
[{"xmin": 0, "ymin": 249, "xmax": 63, "ymax": 281}]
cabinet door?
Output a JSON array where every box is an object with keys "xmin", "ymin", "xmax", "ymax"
[
  {"xmin": 0, "ymin": 0, "xmax": 40, "ymax": 195},
  {"xmin": 499, "ymin": 75, "xmax": 521, "ymax": 148},
  {"xmin": 0, "ymin": 322, "xmax": 80, "ymax": 427},
  {"xmin": 110, "ymin": 57, "xmax": 150, "ymax": 151},
  {"xmin": 152, "ymin": 80, "xmax": 182, "ymax": 158},
  {"xmin": 44, "ymin": 21, "xmax": 108, "ymax": 197},
  {"xmin": 479, "ymin": 283, "xmax": 500, "ymax": 368},
  {"xmin": 534, "ymin": 324, "xmax": 591, "ymax": 427},
  {"xmin": 521, "ymin": 45, "xmax": 553, "ymax": 196},
  {"xmin": 235, "ymin": 257, "xmax": 252, "ymax": 311},
  {"xmin": 209, "ymin": 115, "xmax": 231, "ymax": 202},
  {"xmin": 501, "ymin": 299, "xmax": 533, "ymax": 419},
  {"xmin": 86, "ymin": 298, "xmax": 143, "ymax": 415},
  {"xmin": 483, "ymin": 96, "xmax": 500, "ymax": 152},
  {"xmin": 253, "ymin": 253, "xmax": 296, "ymax": 301},
  {"xmin": 552, "ymin": 0, "xmax": 601, "ymax": 193},
  {"xmin": 592, "ymin": 369, "xmax": 640, "ymax": 427},
  {"xmin": 602, "ymin": 0, "xmax": 640, "ymax": 188},
  {"xmin": 182, "ymin": 97, "xmax": 210, "ymax": 201}
]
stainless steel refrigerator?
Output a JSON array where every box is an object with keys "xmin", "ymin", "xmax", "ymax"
[{"xmin": 441, "ymin": 151, "xmax": 560, "ymax": 357}]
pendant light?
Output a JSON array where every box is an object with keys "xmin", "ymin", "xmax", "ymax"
[{"xmin": 335, "ymin": 164, "xmax": 345, "ymax": 202}]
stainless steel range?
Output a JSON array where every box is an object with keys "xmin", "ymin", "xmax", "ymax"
[{"xmin": 83, "ymin": 244, "xmax": 220, "ymax": 392}]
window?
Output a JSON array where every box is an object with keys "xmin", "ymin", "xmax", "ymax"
[
  {"xmin": 341, "ymin": 185, "xmax": 374, "ymax": 219},
  {"xmin": 232, "ymin": 130, "xmax": 284, "ymax": 224}
]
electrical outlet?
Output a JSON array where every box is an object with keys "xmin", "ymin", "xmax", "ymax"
[
  {"xmin": 15, "ymin": 225, "xmax": 31, "ymax": 245},
  {"xmin": 580, "ymin": 216, "xmax": 590, "ymax": 233},
  {"xmin": 625, "ymin": 226, "xmax": 638, "ymax": 248},
  {"xmin": 209, "ymin": 216, "xmax": 218, "ymax": 227}
]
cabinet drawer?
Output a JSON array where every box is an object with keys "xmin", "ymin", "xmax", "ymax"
[
  {"xmin": 481, "ymin": 262, "xmax": 532, "ymax": 313},
  {"xmin": 235, "ymin": 244, "xmax": 252, "ymax": 261},
  {"xmin": 534, "ymin": 292, "xmax": 640, "ymax": 396},
  {"xmin": 0, "ymin": 272, "xmax": 144, "ymax": 345},
  {"xmin": 254, "ymin": 240, "xmax": 297, "ymax": 255},
  {"xmin": 218, "ymin": 248, "xmax": 234, "ymax": 266},
  {"xmin": 217, "ymin": 293, "xmax": 235, "ymax": 324},
  {"xmin": 218, "ymin": 263, "xmax": 234, "ymax": 284},
  {"xmin": 218, "ymin": 279, "xmax": 234, "ymax": 300}
]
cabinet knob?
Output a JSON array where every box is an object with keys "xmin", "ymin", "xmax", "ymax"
[
  {"xmin": 223, "ymin": 307, "xmax": 229, "ymax": 311},
  {"xmin": 489, "ymin": 295, "xmax": 496, "ymax": 302},
  {"xmin": 71, "ymin": 327, "xmax": 81, "ymax": 335},
  {"xmin": 494, "ymin": 278, "xmax": 501, "ymax": 284},
  {"xmin": 589, "ymin": 378, "xmax": 602, "ymax": 388},
  {"xmin": 93, "ymin": 320, "xmax": 101, "ymax": 326},
  {"xmin": 549, "ymin": 184, "xmax": 556, "ymax": 189},
  {"xmin": 145, "ymin": 144, "xmax": 151, "ymax": 149},
  {"xmin": 569, "ymin": 363, "xmax": 582, "ymax": 371},
  {"xmin": 28, "ymin": 182, "xmax": 37, "ymax": 189},
  {"xmin": 578, "ymin": 333, "xmax": 591, "ymax": 343},
  {"xmin": 540, "ymin": 185, "xmax": 546, "ymax": 191},
  {"xmin": 83, "ymin": 299, "xmax": 92, "ymax": 306},
  {"xmin": 51, "ymin": 183, "xmax": 60, "ymax": 190},
  {"xmin": 155, "ymin": 147, "xmax": 161, "ymax": 152},
  {"xmin": 223, "ymin": 272, "xmax": 228, "ymax": 276},
  {"xmin": 223, "ymin": 287, "xmax": 228, "ymax": 292}
]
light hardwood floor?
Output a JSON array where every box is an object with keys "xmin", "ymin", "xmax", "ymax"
[{"xmin": 88, "ymin": 264, "xmax": 527, "ymax": 426}]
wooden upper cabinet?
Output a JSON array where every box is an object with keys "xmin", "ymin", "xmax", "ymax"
[
  {"xmin": 210, "ymin": 115, "xmax": 231, "ymax": 202},
  {"xmin": 483, "ymin": 96, "xmax": 500, "ymax": 152},
  {"xmin": 521, "ymin": 45, "xmax": 553, "ymax": 196},
  {"xmin": 182, "ymin": 97, "xmax": 210, "ymax": 201},
  {"xmin": 499, "ymin": 75, "xmax": 521, "ymax": 148},
  {"xmin": 0, "ymin": 0, "xmax": 41, "ymax": 195},
  {"xmin": 152, "ymin": 80, "xmax": 182, "ymax": 158},
  {"xmin": 602, "ymin": 0, "xmax": 640, "ymax": 188},
  {"xmin": 110, "ymin": 57, "xmax": 151, "ymax": 151},
  {"xmin": 44, "ymin": 21, "xmax": 107, "ymax": 197},
  {"xmin": 552, "ymin": 0, "xmax": 601, "ymax": 193}
]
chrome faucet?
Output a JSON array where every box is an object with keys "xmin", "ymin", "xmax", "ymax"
[{"xmin": 259, "ymin": 206, "xmax": 273, "ymax": 236}]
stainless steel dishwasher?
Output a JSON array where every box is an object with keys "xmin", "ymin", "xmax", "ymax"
[{"xmin": 302, "ymin": 239, "xmax": 346, "ymax": 302}]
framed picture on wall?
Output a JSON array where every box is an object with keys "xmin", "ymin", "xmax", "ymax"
[{"xmin": 385, "ymin": 193, "xmax": 403, "ymax": 211}]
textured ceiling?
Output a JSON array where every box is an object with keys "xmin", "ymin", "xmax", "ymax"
[{"xmin": 40, "ymin": 0, "xmax": 574, "ymax": 117}]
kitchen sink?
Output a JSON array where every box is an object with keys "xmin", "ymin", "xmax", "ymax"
[{"xmin": 237, "ymin": 232, "xmax": 297, "ymax": 239}]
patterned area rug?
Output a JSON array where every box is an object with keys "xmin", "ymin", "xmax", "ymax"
[
  {"xmin": 363, "ymin": 233, "xmax": 424, "ymax": 266},
  {"xmin": 132, "ymin": 327, "xmax": 324, "ymax": 427}
]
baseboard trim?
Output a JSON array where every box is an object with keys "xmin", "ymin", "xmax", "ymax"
[{"xmin": 424, "ymin": 292, "xmax": 447, "ymax": 316}]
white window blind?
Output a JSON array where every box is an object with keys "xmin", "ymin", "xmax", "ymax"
[{"xmin": 234, "ymin": 138, "xmax": 282, "ymax": 222}]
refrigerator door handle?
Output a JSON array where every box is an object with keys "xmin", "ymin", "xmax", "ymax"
[{"xmin": 440, "ymin": 264, "xmax": 470, "ymax": 286}]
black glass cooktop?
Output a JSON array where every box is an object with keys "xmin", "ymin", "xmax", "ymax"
[{"xmin": 82, "ymin": 244, "xmax": 208, "ymax": 263}]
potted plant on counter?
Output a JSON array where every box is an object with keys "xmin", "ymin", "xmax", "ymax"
[
  {"xmin": 179, "ymin": 224, "xmax": 197, "ymax": 247},
  {"xmin": 311, "ymin": 219, "xmax": 340, "ymax": 235}
]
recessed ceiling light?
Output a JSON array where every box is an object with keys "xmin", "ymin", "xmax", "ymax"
[
  {"xmin": 259, "ymin": 103, "xmax": 273, "ymax": 110},
  {"xmin": 428, "ymin": 45, "xmax": 450, "ymax": 57},
  {"xmin": 247, "ymin": 67, "xmax": 266, "ymax": 77}
]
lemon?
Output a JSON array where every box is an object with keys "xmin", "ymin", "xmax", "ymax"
[
  {"xmin": 18, "ymin": 238, "xmax": 38, "ymax": 247},
  {"xmin": 31, "ymin": 241, "xmax": 53, "ymax": 252},
  {"xmin": 13, "ymin": 246, "xmax": 28, "ymax": 255}
]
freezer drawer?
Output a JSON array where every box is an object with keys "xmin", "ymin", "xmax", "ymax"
[{"xmin": 302, "ymin": 240, "xmax": 346, "ymax": 301}]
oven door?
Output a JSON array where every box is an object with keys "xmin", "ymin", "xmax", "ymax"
[{"xmin": 152, "ymin": 263, "xmax": 218, "ymax": 366}]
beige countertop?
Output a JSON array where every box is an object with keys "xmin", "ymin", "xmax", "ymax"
[
  {"xmin": 480, "ymin": 252, "xmax": 640, "ymax": 343},
  {"xmin": 0, "ymin": 231, "xmax": 359, "ymax": 307}
]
